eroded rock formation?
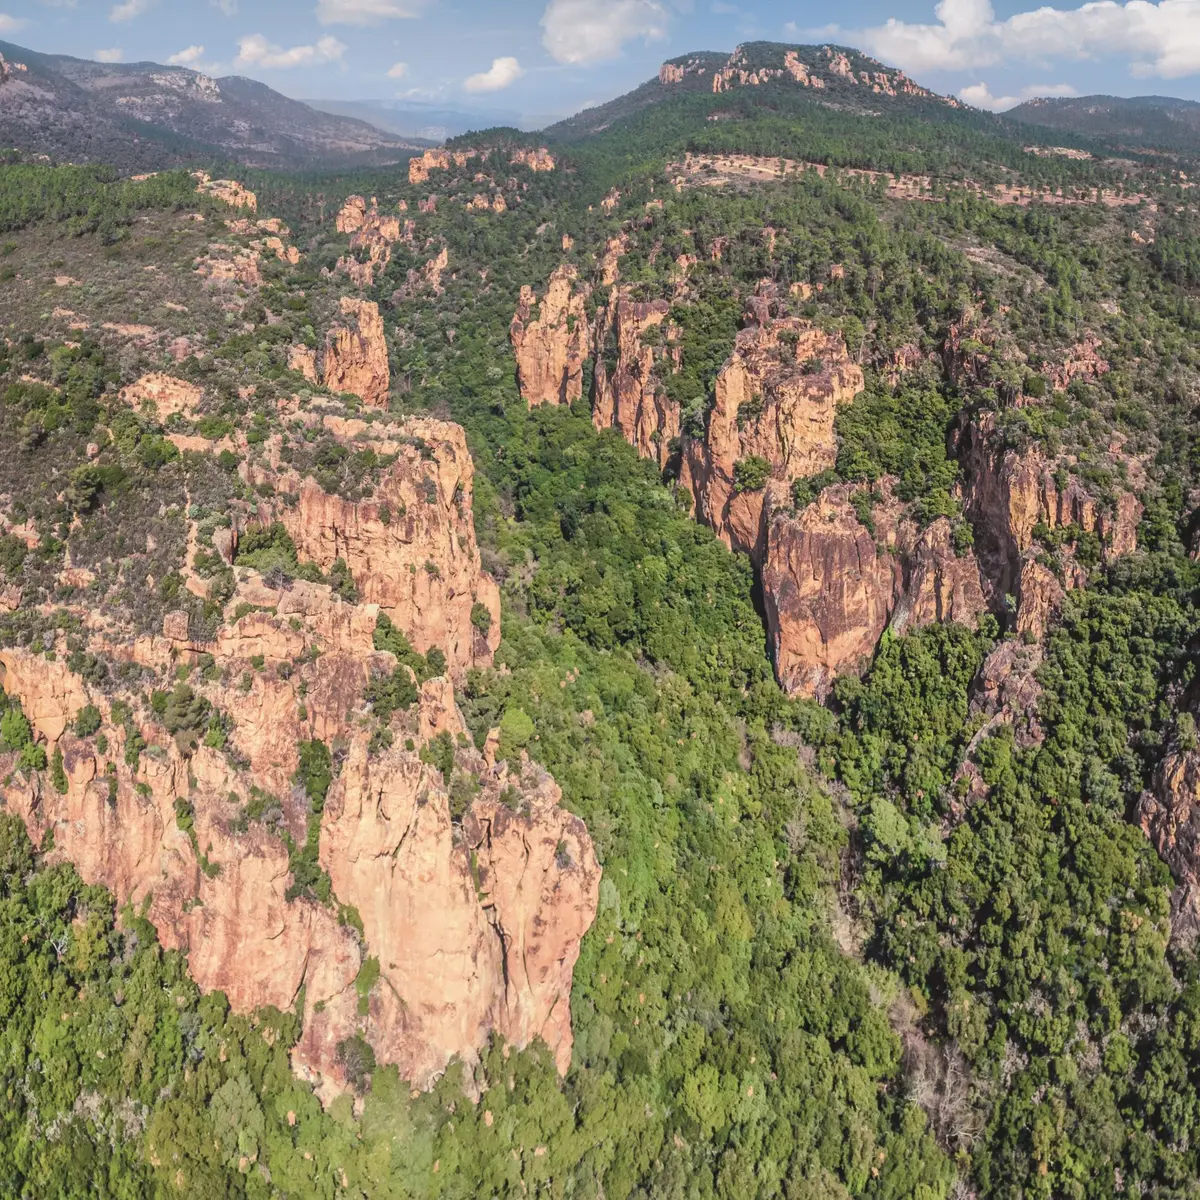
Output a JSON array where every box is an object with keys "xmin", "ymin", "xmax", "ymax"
[
  {"xmin": 591, "ymin": 293, "xmax": 679, "ymax": 469},
  {"xmin": 0, "ymin": 412, "xmax": 598, "ymax": 1105},
  {"xmin": 335, "ymin": 195, "xmax": 413, "ymax": 288},
  {"xmin": 510, "ymin": 265, "xmax": 591, "ymax": 408},
  {"xmin": 955, "ymin": 412, "xmax": 1142, "ymax": 630},
  {"xmin": 763, "ymin": 484, "xmax": 986, "ymax": 699},
  {"xmin": 1139, "ymin": 748, "xmax": 1200, "ymax": 946},
  {"xmin": 250, "ymin": 416, "xmax": 500, "ymax": 675},
  {"xmin": 679, "ymin": 290, "xmax": 865, "ymax": 559},
  {"xmin": 324, "ymin": 296, "xmax": 390, "ymax": 408}
]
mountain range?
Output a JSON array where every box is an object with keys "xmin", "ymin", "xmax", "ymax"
[{"xmin": 0, "ymin": 39, "xmax": 423, "ymax": 170}]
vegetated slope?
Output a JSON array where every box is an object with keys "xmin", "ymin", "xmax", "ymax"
[
  {"xmin": 1010, "ymin": 93, "xmax": 1200, "ymax": 156},
  {"xmin": 0, "ymin": 39, "xmax": 419, "ymax": 170},
  {"xmin": 4, "ymin": 37, "xmax": 1200, "ymax": 1200},
  {"xmin": 539, "ymin": 40, "xmax": 1159, "ymax": 191}
]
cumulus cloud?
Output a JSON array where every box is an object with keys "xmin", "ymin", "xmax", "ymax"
[
  {"xmin": 834, "ymin": 0, "xmax": 1200, "ymax": 81},
  {"xmin": 464, "ymin": 56, "xmax": 524, "ymax": 92},
  {"xmin": 0, "ymin": 13, "xmax": 28, "ymax": 31},
  {"xmin": 109, "ymin": 0, "xmax": 153, "ymax": 21},
  {"xmin": 959, "ymin": 79, "xmax": 1078, "ymax": 109},
  {"xmin": 167, "ymin": 44, "xmax": 206, "ymax": 66},
  {"xmin": 236, "ymin": 33, "xmax": 347, "ymax": 69},
  {"xmin": 541, "ymin": 0, "xmax": 669, "ymax": 64},
  {"xmin": 316, "ymin": 0, "xmax": 427, "ymax": 24},
  {"xmin": 95, "ymin": 47, "xmax": 124, "ymax": 61},
  {"xmin": 387, "ymin": 60, "xmax": 409, "ymax": 78}
]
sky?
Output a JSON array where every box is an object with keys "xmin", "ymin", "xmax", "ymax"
[{"xmin": 2, "ymin": 0, "xmax": 1200, "ymax": 123}]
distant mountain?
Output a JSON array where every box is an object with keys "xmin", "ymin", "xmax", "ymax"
[
  {"xmin": 1008, "ymin": 94, "xmax": 1200, "ymax": 156},
  {"xmin": 303, "ymin": 98, "xmax": 562, "ymax": 142},
  {"xmin": 0, "ymin": 40, "xmax": 422, "ymax": 170},
  {"xmin": 544, "ymin": 42, "xmax": 963, "ymax": 140}
]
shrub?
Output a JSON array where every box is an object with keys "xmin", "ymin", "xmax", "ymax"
[{"xmin": 732, "ymin": 455, "xmax": 770, "ymax": 493}]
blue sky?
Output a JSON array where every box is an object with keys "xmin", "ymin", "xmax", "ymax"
[{"xmin": 2, "ymin": 0, "xmax": 1200, "ymax": 120}]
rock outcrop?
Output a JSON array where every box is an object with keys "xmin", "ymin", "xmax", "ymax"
[
  {"xmin": 408, "ymin": 147, "xmax": 477, "ymax": 185},
  {"xmin": 763, "ymin": 484, "xmax": 986, "ymax": 699},
  {"xmin": 679, "ymin": 290, "xmax": 865, "ymax": 559},
  {"xmin": 251, "ymin": 416, "xmax": 500, "ymax": 676},
  {"xmin": 0, "ymin": 411, "xmax": 597, "ymax": 1104},
  {"xmin": 121, "ymin": 373, "xmax": 204, "ymax": 420},
  {"xmin": 591, "ymin": 293, "xmax": 679, "ymax": 469},
  {"xmin": 510, "ymin": 265, "xmax": 591, "ymax": 408},
  {"xmin": 955, "ymin": 412, "xmax": 1142, "ymax": 630},
  {"xmin": 321, "ymin": 696, "xmax": 599, "ymax": 1086},
  {"xmin": 323, "ymin": 296, "xmax": 390, "ymax": 408},
  {"xmin": 1139, "ymin": 747, "xmax": 1200, "ymax": 946},
  {"xmin": 335, "ymin": 195, "xmax": 413, "ymax": 288},
  {"xmin": 194, "ymin": 172, "xmax": 257, "ymax": 211}
]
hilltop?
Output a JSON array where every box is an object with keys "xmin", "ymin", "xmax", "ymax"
[{"xmin": 1009, "ymin": 93, "xmax": 1200, "ymax": 156}]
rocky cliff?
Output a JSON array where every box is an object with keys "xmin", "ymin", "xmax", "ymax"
[
  {"xmin": 335, "ymin": 195, "xmax": 414, "ymax": 288},
  {"xmin": 251, "ymin": 415, "xmax": 500, "ymax": 676},
  {"xmin": 1139, "ymin": 747, "xmax": 1200, "ymax": 946},
  {"xmin": 323, "ymin": 296, "xmax": 390, "ymax": 408},
  {"xmin": 955, "ymin": 412, "xmax": 1142, "ymax": 633},
  {"xmin": 0, "ymin": 412, "xmax": 598, "ymax": 1104},
  {"xmin": 679, "ymin": 289, "xmax": 865, "ymax": 559},
  {"xmin": 510, "ymin": 265, "xmax": 591, "ymax": 408},
  {"xmin": 763, "ymin": 483, "xmax": 987, "ymax": 699},
  {"xmin": 591, "ymin": 292, "xmax": 679, "ymax": 469}
]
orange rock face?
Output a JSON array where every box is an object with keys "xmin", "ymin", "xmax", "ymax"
[
  {"xmin": 194, "ymin": 172, "xmax": 257, "ymax": 211},
  {"xmin": 510, "ymin": 265, "xmax": 591, "ymax": 408},
  {"xmin": 324, "ymin": 296, "xmax": 390, "ymax": 408},
  {"xmin": 0, "ymin": 413, "xmax": 597, "ymax": 1104},
  {"xmin": 762, "ymin": 484, "xmax": 986, "ymax": 699},
  {"xmin": 510, "ymin": 147, "xmax": 556, "ymax": 172},
  {"xmin": 680, "ymin": 291, "xmax": 865, "ymax": 560},
  {"xmin": 335, "ymin": 195, "xmax": 413, "ymax": 287},
  {"xmin": 321, "ymin": 700, "xmax": 600, "ymax": 1087},
  {"xmin": 956, "ymin": 413, "xmax": 1142, "ymax": 632},
  {"xmin": 1139, "ymin": 748, "xmax": 1200, "ymax": 945},
  {"xmin": 408, "ymin": 147, "xmax": 477, "ymax": 185},
  {"xmin": 288, "ymin": 344, "xmax": 319, "ymax": 383},
  {"xmin": 591, "ymin": 292, "xmax": 679, "ymax": 470},
  {"xmin": 251, "ymin": 416, "xmax": 500, "ymax": 676}
]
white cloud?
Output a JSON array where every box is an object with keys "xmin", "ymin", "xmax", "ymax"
[
  {"xmin": 167, "ymin": 44, "xmax": 206, "ymax": 66},
  {"xmin": 0, "ymin": 13, "xmax": 28, "ymax": 31},
  {"xmin": 541, "ymin": 0, "xmax": 669, "ymax": 64},
  {"xmin": 211, "ymin": 0, "xmax": 237, "ymax": 13},
  {"xmin": 95, "ymin": 47, "xmax": 124, "ymax": 61},
  {"xmin": 836, "ymin": 0, "xmax": 1200, "ymax": 82},
  {"xmin": 315, "ymin": 0, "xmax": 427, "ymax": 24},
  {"xmin": 387, "ymin": 60, "xmax": 409, "ymax": 78},
  {"xmin": 959, "ymin": 79, "xmax": 1078, "ymax": 109},
  {"xmin": 109, "ymin": 0, "xmax": 153, "ymax": 21},
  {"xmin": 464, "ymin": 56, "xmax": 524, "ymax": 92},
  {"xmin": 236, "ymin": 33, "xmax": 347, "ymax": 69}
]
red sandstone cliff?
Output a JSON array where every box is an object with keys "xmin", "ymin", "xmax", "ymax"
[
  {"xmin": 591, "ymin": 292, "xmax": 679, "ymax": 469},
  {"xmin": 510, "ymin": 265, "xmax": 591, "ymax": 408},
  {"xmin": 1139, "ymin": 747, "xmax": 1200, "ymax": 946},
  {"xmin": 0, "ymin": 412, "xmax": 597, "ymax": 1105},
  {"xmin": 763, "ymin": 483, "xmax": 986, "ymax": 699},
  {"xmin": 250, "ymin": 416, "xmax": 500, "ymax": 676},
  {"xmin": 679, "ymin": 290, "xmax": 865, "ymax": 559},
  {"xmin": 335, "ymin": 195, "xmax": 414, "ymax": 288},
  {"xmin": 324, "ymin": 296, "xmax": 390, "ymax": 408}
]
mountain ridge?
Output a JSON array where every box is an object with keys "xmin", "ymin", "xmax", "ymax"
[{"xmin": 0, "ymin": 39, "xmax": 422, "ymax": 170}]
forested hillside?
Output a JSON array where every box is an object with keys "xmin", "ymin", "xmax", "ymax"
[{"xmin": 1, "ymin": 38, "xmax": 1200, "ymax": 1200}]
